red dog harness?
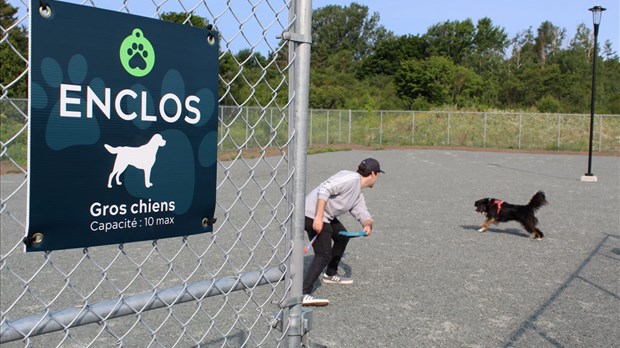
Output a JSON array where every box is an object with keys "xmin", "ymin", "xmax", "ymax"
[{"xmin": 493, "ymin": 200, "xmax": 504, "ymax": 214}]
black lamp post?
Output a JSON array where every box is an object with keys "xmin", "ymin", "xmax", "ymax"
[{"xmin": 581, "ymin": 5, "xmax": 606, "ymax": 182}]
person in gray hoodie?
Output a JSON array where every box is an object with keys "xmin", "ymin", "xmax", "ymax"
[{"xmin": 302, "ymin": 158, "xmax": 384, "ymax": 306}]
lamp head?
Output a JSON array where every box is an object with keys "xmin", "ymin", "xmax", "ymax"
[{"xmin": 589, "ymin": 6, "xmax": 606, "ymax": 26}]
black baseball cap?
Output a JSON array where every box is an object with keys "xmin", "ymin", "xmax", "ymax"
[{"xmin": 360, "ymin": 158, "xmax": 385, "ymax": 173}]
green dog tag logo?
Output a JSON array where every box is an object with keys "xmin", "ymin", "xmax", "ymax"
[{"xmin": 119, "ymin": 29, "xmax": 155, "ymax": 77}]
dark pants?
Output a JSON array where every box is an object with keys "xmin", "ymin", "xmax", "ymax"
[{"xmin": 302, "ymin": 216, "xmax": 350, "ymax": 295}]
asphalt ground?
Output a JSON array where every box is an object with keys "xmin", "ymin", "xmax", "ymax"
[
  {"xmin": 302, "ymin": 149, "xmax": 619, "ymax": 348},
  {"xmin": 1, "ymin": 149, "xmax": 618, "ymax": 347}
]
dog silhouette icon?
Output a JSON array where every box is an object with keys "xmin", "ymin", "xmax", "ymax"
[{"xmin": 104, "ymin": 134, "xmax": 166, "ymax": 188}]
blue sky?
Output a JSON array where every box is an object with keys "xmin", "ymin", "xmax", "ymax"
[
  {"xmin": 313, "ymin": 0, "xmax": 619, "ymax": 54},
  {"xmin": 13, "ymin": 0, "xmax": 619, "ymax": 54}
]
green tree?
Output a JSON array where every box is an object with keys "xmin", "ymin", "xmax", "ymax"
[
  {"xmin": 507, "ymin": 28, "xmax": 536, "ymax": 73},
  {"xmin": 235, "ymin": 49, "xmax": 267, "ymax": 69},
  {"xmin": 161, "ymin": 11, "xmax": 209, "ymax": 27},
  {"xmin": 468, "ymin": 18, "xmax": 509, "ymax": 75},
  {"xmin": 219, "ymin": 49, "xmax": 288, "ymax": 108},
  {"xmin": 602, "ymin": 40, "xmax": 618, "ymax": 61},
  {"xmin": 361, "ymin": 75, "xmax": 407, "ymax": 110},
  {"xmin": 553, "ymin": 49, "xmax": 590, "ymax": 112},
  {"xmin": 311, "ymin": 3, "xmax": 392, "ymax": 66},
  {"xmin": 359, "ymin": 34, "xmax": 427, "ymax": 77},
  {"xmin": 500, "ymin": 63, "xmax": 563, "ymax": 109},
  {"xmin": 395, "ymin": 56, "xmax": 482, "ymax": 108},
  {"xmin": 423, "ymin": 17, "xmax": 507, "ymax": 75},
  {"xmin": 549, "ymin": 27, "xmax": 596, "ymax": 113},
  {"xmin": 598, "ymin": 52, "xmax": 620, "ymax": 114},
  {"xmin": 536, "ymin": 95, "xmax": 561, "ymax": 113},
  {"xmin": 424, "ymin": 19, "xmax": 476, "ymax": 65},
  {"xmin": 310, "ymin": 50, "xmax": 358, "ymax": 109},
  {"xmin": 569, "ymin": 23, "xmax": 591, "ymax": 53},
  {"xmin": 534, "ymin": 21, "xmax": 565, "ymax": 65},
  {"xmin": 465, "ymin": 18, "xmax": 509, "ymax": 107},
  {"xmin": 1, "ymin": 0, "xmax": 29, "ymax": 97}
]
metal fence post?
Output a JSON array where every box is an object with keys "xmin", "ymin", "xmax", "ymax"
[
  {"xmin": 518, "ymin": 113, "xmax": 522, "ymax": 149},
  {"xmin": 412, "ymin": 111, "xmax": 415, "ymax": 145},
  {"xmin": 309, "ymin": 109, "xmax": 313, "ymax": 146},
  {"xmin": 220, "ymin": 105, "xmax": 224, "ymax": 150},
  {"xmin": 598, "ymin": 114, "xmax": 602, "ymax": 151},
  {"xmin": 557, "ymin": 114, "xmax": 561, "ymax": 149},
  {"xmin": 285, "ymin": 0, "xmax": 313, "ymax": 346},
  {"xmin": 348, "ymin": 109, "xmax": 352, "ymax": 144},
  {"xmin": 326, "ymin": 110, "xmax": 330, "ymax": 144},
  {"xmin": 447, "ymin": 112, "xmax": 451, "ymax": 146},
  {"xmin": 338, "ymin": 110, "xmax": 342, "ymax": 143},
  {"xmin": 380, "ymin": 111, "xmax": 383, "ymax": 145},
  {"xmin": 483, "ymin": 112, "xmax": 487, "ymax": 148}
]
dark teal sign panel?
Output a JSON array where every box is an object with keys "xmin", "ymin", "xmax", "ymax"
[{"xmin": 27, "ymin": 0, "xmax": 219, "ymax": 251}]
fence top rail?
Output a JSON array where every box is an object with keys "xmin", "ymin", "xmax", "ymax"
[
  {"xmin": 219, "ymin": 106, "xmax": 614, "ymax": 117},
  {"xmin": 350, "ymin": 110, "xmax": 620, "ymax": 117}
]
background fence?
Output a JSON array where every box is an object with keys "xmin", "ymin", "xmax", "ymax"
[
  {"xmin": 1, "ymin": 0, "xmax": 313, "ymax": 347},
  {"xmin": 305, "ymin": 109, "xmax": 620, "ymax": 152},
  {"xmin": 7, "ymin": 102, "xmax": 618, "ymax": 163}
]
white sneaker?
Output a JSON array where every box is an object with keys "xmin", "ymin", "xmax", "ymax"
[
  {"xmin": 320, "ymin": 273, "xmax": 353, "ymax": 285},
  {"xmin": 302, "ymin": 294, "xmax": 329, "ymax": 306}
]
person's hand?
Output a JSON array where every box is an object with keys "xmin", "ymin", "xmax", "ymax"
[
  {"xmin": 313, "ymin": 219, "xmax": 324, "ymax": 234},
  {"xmin": 363, "ymin": 224, "xmax": 372, "ymax": 236}
]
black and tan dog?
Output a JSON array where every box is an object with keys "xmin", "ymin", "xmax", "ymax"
[{"xmin": 475, "ymin": 191, "xmax": 547, "ymax": 239}]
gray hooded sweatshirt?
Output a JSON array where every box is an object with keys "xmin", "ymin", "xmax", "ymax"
[{"xmin": 304, "ymin": 170, "xmax": 373, "ymax": 225}]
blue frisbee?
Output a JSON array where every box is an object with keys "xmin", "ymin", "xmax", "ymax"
[{"xmin": 338, "ymin": 231, "xmax": 366, "ymax": 238}]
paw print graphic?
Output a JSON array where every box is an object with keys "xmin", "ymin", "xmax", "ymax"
[
  {"xmin": 30, "ymin": 54, "xmax": 103, "ymax": 150},
  {"xmin": 119, "ymin": 29, "xmax": 155, "ymax": 77},
  {"xmin": 128, "ymin": 42, "xmax": 149, "ymax": 70}
]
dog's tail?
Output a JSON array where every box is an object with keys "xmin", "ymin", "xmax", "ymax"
[
  {"xmin": 104, "ymin": 144, "xmax": 118, "ymax": 154},
  {"xmin": 527, "ymin": 191, "xmax": 547, "ymax": 211}
]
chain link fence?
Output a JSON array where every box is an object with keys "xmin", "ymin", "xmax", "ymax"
[{"xmin": 1, "ymin": 0, "xmax": 313, "ymax": 346}]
